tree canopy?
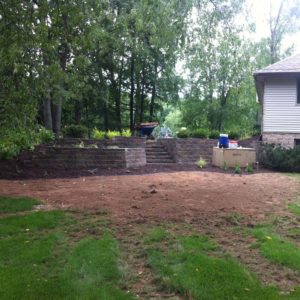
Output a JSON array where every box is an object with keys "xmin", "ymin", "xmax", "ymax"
[{"xmin": 0, "ymin": 0, "xmax": 299, "ymax": 146}]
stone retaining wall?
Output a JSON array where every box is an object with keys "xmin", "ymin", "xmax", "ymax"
[
  {"xmin": 21, "ymin": 146, "xmax": 146, "ymax": 170},
  {"xmin": 54, "ymin": 137, "xmax": 146, "ymax": 148},
  {"xmin": 158, "ymin": 138, "xmax": 217, "ymax": 164}
]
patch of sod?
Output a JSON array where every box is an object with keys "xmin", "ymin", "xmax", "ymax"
[
  {"xmin": 286, "ymin": 173, "xmax": 300, "ymax": 181},
  {"xmin": 144, "ymin": 227, "xmax": 168, "ymax": 244},
  {"xmin": 0, "ymin": 196, "xmax": 40, "ymax": 213},
  {"xmin": 146, "ymin": 230, "xmax": 300, "ymax": 300},
  {"xmin": 251, "ymin": 227, "xmax": 300, "ymax": 272},
  {"xmin": 288, "ymin": 203, "xmax": 300, "ymax": 216},
  {"xmin": 0, "ymin": 210, "xmax": 66, "ymax": 236},
  {"xmin": 0, "ymin": 207, "xmax": 135, "ymax": 299}
]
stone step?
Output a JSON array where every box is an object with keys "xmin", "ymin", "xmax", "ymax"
[
  {"xmin": 146, "ymin": 158, "xmax": 174, "ymax": 163},
  {"xmin": 146, "ymin": 154, "xmax": 171, "ymax": 159}
]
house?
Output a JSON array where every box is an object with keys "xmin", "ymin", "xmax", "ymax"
[{"xmin": 254, "ymin": 53, "xmax": 300, "ymax": 148}]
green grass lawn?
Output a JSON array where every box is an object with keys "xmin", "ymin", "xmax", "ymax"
[
  {"xmin": 0, "ymin": 196, "xmax": 40, "ymax": 213},
  {"xmin": 0, "ymin": 196, "xmax": 135, "ymax": 300},
  {"xmin": 146, "ymin": 229, "xmax": 300, "ymax": 300},
  {"xmin": 250, "ymin": 226, "xmax": 300, "ymax": 272},
  {"xmin": 2, "ymin": 196, "xmax": 300, "ymax": 299}
]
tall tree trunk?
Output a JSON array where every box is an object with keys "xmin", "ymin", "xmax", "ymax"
[
  {"xmin": 149, "ymin": 59, "xmax": 158, "ymax": 122},
  {"xmin": 134, "ymin": 78, "xmax": 141, "ymax": 126},
  {"xmin": 74, "ymin": 100, "xmax": 81, "ymax": 124},
  {"xmin": 116, "ymin": 58, "xmax": 124, "ymax": 131},
  {"xmin": 140, "ymin": 65, "xmax": 146, "ymax": 124},
  {"xmin": 43, "ymin": 92, "xmax": 53, "ymax": 130},
  {"xmin": 129, "ymin": 53, "xmax": 135, "ymax": 132},
  {"xmin": 52, "ymin": 98, "xmax": 62, "ymax": 134},
  {"xmin": 103, "ymin": 101, "xmax": 108, "ymax": 132}
]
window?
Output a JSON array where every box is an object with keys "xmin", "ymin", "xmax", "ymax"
[
  {"xmin": 295, "ymin": 139, "xmax": 300, "ymax": 148},
  {"xmin": 298, "ymin": 79, "xmax": 300, "ymax": 104}
]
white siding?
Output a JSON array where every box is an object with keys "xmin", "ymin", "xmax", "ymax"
[{"xmin": 263, "ymin": 77, "xmax": 300, "ymax": 133}]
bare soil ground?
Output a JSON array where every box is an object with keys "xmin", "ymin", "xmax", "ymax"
[
  {"xmin": 1, "ymin": 171, "xmax": 300, "ymax": 297},
  {"xmin": 0, "ymin": 171, "xmax": 298, "ymax": 224}
]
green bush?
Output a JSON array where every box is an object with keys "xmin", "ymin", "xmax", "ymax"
[
  {"xmin": 190, "ymin": 128, "xmax": 209, "ymax": 138},
  {"xmin": 37, "ymin": 126, "xmax": 55, "ymax": 143},
  {"xmin": 260, "ymin": 143, "xmax": 300, "ymax": 172},
  {"xmin": 209, "ymin": 130, "xmax": 220, "ymax": 139},
  {"xmin": 121, "ymin": 129, "xmax": 131, "ymax": 137},
  {"xmin": 177, "ymin": 128, "xmax": 189, "ymax": 138},
  {"xmin": 234, "ymin": 164, "xmax": 241, "ymax": 174},
  {"xmin": 0, "ymin": 126, "xmax": 54, "ymax": 160},
  {"xmin": 62, "ymin": 124, "xmax": 88, "ymax": 138},
  {"xmin": 197, "ymin": 157, "xmax": 207, "ymax": 169},
  {"xmin": 245, "ymin": 163, "xmax": 254, "ymax": 173},
  {"xmin": 228, "ymin": 131, "xmax": 240, "ymax": 140},
  {"xmin": 91, "ymin": 128, "xmax": 106, "ymax": 139},
  {"xmin": 107, "ymin": 130, "xmax": 121, "ymax": 139}
]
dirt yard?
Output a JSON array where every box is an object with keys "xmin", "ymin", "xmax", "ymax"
[
  {"xmin": 1, "ymin": 171, "xmax": 300, "ymax": 296},
  {"xmin": 0, "ymin": 171, "xmax": 298, "ymax": 225}
]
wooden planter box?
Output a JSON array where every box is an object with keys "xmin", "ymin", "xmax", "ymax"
[{"xmin": 212, "ymin": 147, "xmax": 256, "ymax": 168}]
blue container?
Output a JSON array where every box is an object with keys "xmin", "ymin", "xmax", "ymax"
[
  {"xmin": 139, "ymin": 126, "xmax": 156, "ymax": 136},
  {"xmin": 219, "ymin": 134, "xmax": 229, "ymax": 148}
]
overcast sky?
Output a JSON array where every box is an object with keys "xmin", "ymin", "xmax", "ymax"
[{"xmin": 247, "ymin": 0, "xmax": 300, "ymax": 53}]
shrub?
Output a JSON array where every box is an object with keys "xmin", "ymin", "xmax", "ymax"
[
  {"xmin": 37, "ymin": 126, "xmax": 55, "ymax": 143},
  {"xmin": 62, "ymin": 125, "xmax": 88, "ymax": 138},
  {"xmin": 177, "ymin": 128, "xmax": 189, "ymax": 138},
  {"xmin": 209, "ymin": 130, "xmax": 220, "ymax": 139},
  {"xmin": 190, "ymin": 128, "xmax": 209, "ymax": 138},
  {"xmin": 91, "ymin": 128, "xmax": 106, "ymax": 139},
  {"xmin": 259, "ymin": 143, "xmax": 300, "ymax": 172},
  {"xmin": 121, "ymin": 129, "xmax": 131, "ymax": 137},
  {"xmin": 228, "ymin": 131, "xmax": 240, "ymax": 140},
  {"xmin": 197, "ymin": 157, "xmax": 207, "ymax": 169},
  {"xmin": 0, "ymin": 126, "xmax": 54, "ymax": 160},
  {"xmin": 223, "ymin": 161, "xmax": 228, "ymax": 171},
  {"xmin": 107, "ymin": 130, "xmax": 121, "ymax": 139},
  {"xmin": 234, "ymin": 164, "xmax": 241, "ymax": 174},
  {"xmin": 245, "ymin": 163, "xmax": 254, "ymax": 173}
]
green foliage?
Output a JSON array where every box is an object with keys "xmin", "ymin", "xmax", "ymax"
[
  {"xmin": 73, "ymin": 141, "xmax": 85, "ymax": 148},
  {"xmin": 147, "ymin": 234, "xmax": 298, "ymax": 299},
  {"xmin": 228, "ymin": 131, "xmax": 241, "ymax": 140},
  {"xmin": 209, "ymin": 130, "xmax": 220, "ymax": 139},
  {"xmin": 223, "ymin": 161, "xmax": 228, "ymax": 171},
  {"xmin": 107, "ymin": 130, "xmax": 121, "ymax": 139},
  {"xmin": 288, "ymin": 203, "xmax": 300, "ymax": 216},
  {"xmin": 37, "ymin": 126, "xmax": 55, "ymax": 144},
  {"xmin": 0, "ymin": 127, "xmax": 54, "ymax": 160},
  {"xmin": 197, "ymin": 157, "xmax": 207, "ymax": 169},
  {"xmin": 91, "ymin": 128, "xmax": 106, "ymax": 140},
  {"xmin": 0, "ymin": 196, "xmax": 40, "ymax": 213},
  {"xmin": 260, "ymin": 144, "xmax": 300, "ymax": 172},
  {"xmin": 121, "ymin": 129, "xmax": 131, "ymax": 138},
  {"xmin": 62, "ymin": 125, "xmax": 88, "ymax": 138},
  {"xmin": 177, "ymin": 128, "xmax": 189, "ymax": 138},
  {"xmin": 190, "ymin": 129, "xmax": 209, "ymax": 139},
  {"xmin": 234, "ymin": 164, "xmax": 241, "ymax": 174},
  {"xmin": 245, "ymin": 163, "xmax": 254, "ymax": 173}
]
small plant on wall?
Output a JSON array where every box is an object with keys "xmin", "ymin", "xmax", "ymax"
[
  {"xmin": 245, "ymin": 163, "xmax": 254, "ymax": 173},
  {"xmin": 234, "ymin": 164, "xmax": 241, "ymax": 174},
  {"xmin": 223, "ymin": 161, "xmax": 228, "ymax": 171},
  {"xmin": 197, "ymin": 157, "xmax": 207, "ymax": 169}
]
